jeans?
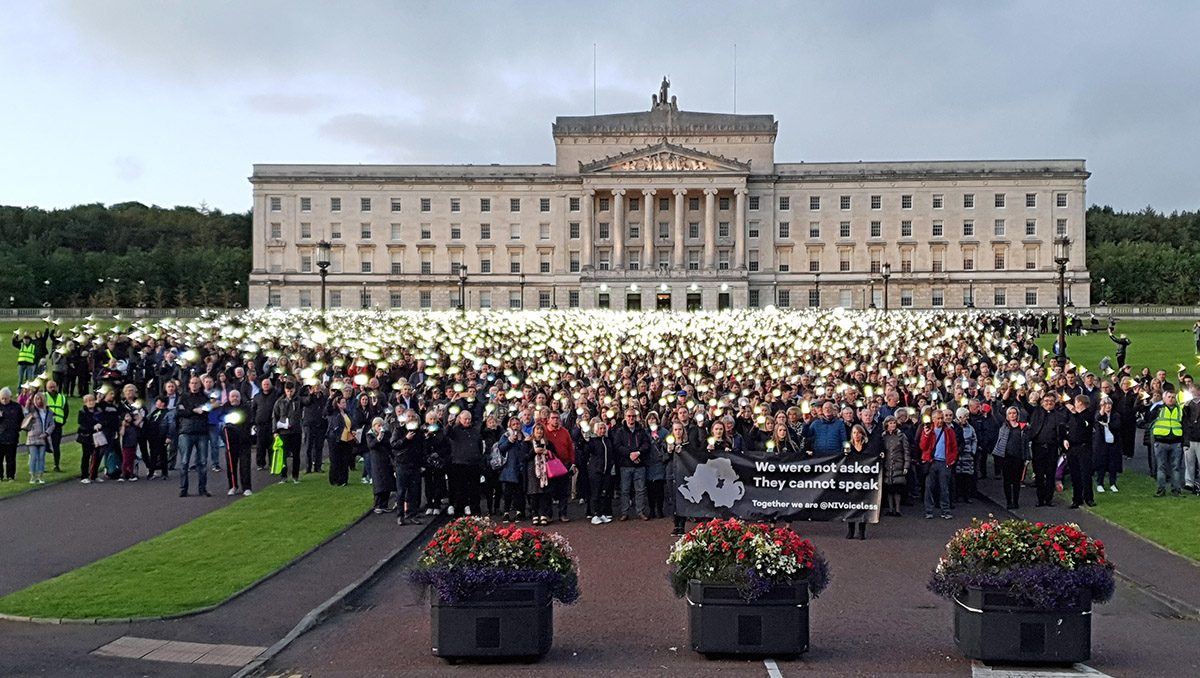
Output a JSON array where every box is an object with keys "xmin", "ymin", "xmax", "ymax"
[
  {"xmin": 28, "ymin": 444, "xmax": 46, "ymax": 475},
  {"xmin": 1154, "ymin": 441, "xmax": 1184, "ymax": 493},
  {"xmin": 303, "ymin": 424, "xmax": 327, "ymax": 472},
  {"xmin": 923, "ymin": 460, "xmax": 952, "ymax": 515},
  {"xmin": 177, "ymin": 431, "xmax": 209, "ymax": 494},
  {"xmin": 395, "ymin": 465, "xmax": 422, "ymax": 517},
  {"xmin": 618, "ymin": 466, "xmax": 647, "ymax": 518},
  {"xmin": 1185, "ymin": 442, "xmax": 1200, "ymax": 489},
  {"xmin": 18, "ymin": 363, "xmax": 34, "ymax": 386},
  {"xmin": 588, "ymin": 469, "xmax": 614, "ymax": 517},
  {"xmin": 207, "ymin": 424, "xmax": 225, "ymax": 468}
]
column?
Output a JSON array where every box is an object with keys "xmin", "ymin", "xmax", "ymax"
[
  {"xmin": 734, "ymin": 187, "xmax": 747, "ymax": 270},
  {"xmin": 582, "ymin": 190, "xmax": 595, "ymax": 269},
  {"xmin": 703, "ymin": 188, "xmax": 718, "ymax": 269},
  {"xmin": 672, "ymin": 188, "xmax": 687, "ymax": 269},
  {"xmin": 642, "ymin": 188, "xmax": 656, "ymax": 271},
  {"xmin": 612, "ymin": 188, "xmax": 626, "ymax": 270}
]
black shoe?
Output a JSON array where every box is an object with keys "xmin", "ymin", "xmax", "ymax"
[
  {"xmin": 1085, "ymin": 500, "xmax": 1096, "ymax": 507},
  {"xmin": 179, "ymin": 490, "xmax": 188, "ymax": 497},
  {"xmin": 1155, "ymin": 488, "xmax": 1166, "ymax": 497},
  {"xmin": 1069, "ymin": 504, "xmax": 1080, "ymax": 509},
  {"xmin": 200, "ymin": 490, "xmax": 212, "ymax": 497}
]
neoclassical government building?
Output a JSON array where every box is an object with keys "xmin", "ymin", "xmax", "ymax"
[{"xmin": 250, "ymin": 81, "xmax": 1089, "ymax": 311}]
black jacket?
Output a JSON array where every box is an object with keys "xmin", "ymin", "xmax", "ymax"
[
  {"xmin": 0, "ymin": 401, "xmax": 23, "ymax": 445},
  {"xmin": 251, "ymin": 389, "xmax": 281, "ymax": 427},
  {"xmin": 1027, "ymin": 406, "xmax": 1066, "ymax": 448},
  {"xmin": 612, "ymin": 423, "xmax": 651, "ymax": 468},
  {"xmin": 177, "ymin": 389, "xmax": 209, "ymax": 435},
  {"xmin": 445, "ymin": 421, "xmax": 484, "ymax": 466},
  {"xmin": 585, "ymin": 435, "xmax": 616, "ymax": 476},
  {"xmin": 222, "ymin": 405, "xmax": 252, "ymax": 450},
  {"xmin": 272, "ymin": 395, "xmax": 304, "ymax": 436},
  {"xmin": 389, "ymin": 425, "xmax": 425, "ymax": 468}
]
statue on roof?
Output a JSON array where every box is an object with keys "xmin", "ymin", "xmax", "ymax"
[
  {"xmin": 652, "ymin": 76, "xmax": 676, "ymax": 112},
  {"xmin": 659, "ymin": 76, "xmax": 670, "ymax": 105}
]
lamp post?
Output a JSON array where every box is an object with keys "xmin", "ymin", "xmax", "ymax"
[
  {"xmin": 266, "ymin": 279, "xmax": 273, "ymax": 308},
  {"xmin": 966, "ymin": 277, "xmax": 975, "ymax": 309},
  {"xmin": 519, "ymin": 272, "xmax": 526, "ymax": 310},
  {"xmin": 1098, "ymin": 277, "xmax": 1107, "ymax": 306},
  {"xmin": 316, "ymin": 240, "xmax": 332, "ymax": 313},
  {"xmin": 232, "ymin": 280, "xmax": 241, "ymax": 309},
  {"xmin": 457, "ymin": 265, "xmax": 468, "ymax": 314},
  {"xmin": 880, "ymin": 263, "xmax": 892, "ymax": 312},
  {"xmin": 868, "ymin": 278, "xmax": 877, "ymax": 309},
  {"xmin": 813, "ymin": 271, "xmax": 821, "ymax": 308},
  {"xmin": 1054, "ymin": 236, "xmax": 1071, "ymax": 358}
]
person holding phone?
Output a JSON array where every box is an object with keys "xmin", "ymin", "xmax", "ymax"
[
  {"xmin": 390, "ymin": 411, "xmax": 425, "ymax": 525},
  {"xmin": 919, "ymin": 409, "xmax": 958, "ymax": 519}
]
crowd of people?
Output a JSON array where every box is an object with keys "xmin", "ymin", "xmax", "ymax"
[{"xmin": 3, "ymin": 308, "xmax": 1198, "ymax": 533}]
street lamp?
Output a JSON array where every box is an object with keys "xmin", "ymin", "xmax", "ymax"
[
  {"xmin": 868, "ymin": 278, "xmax": 877, "ymax": 309},
  {"xmin": 457, "ymin": 265, "xmax": 468, "ymax": 314},
  {"xmin": 42, "ymin": 280, "xmax": 51, "ymax": 309},
  {"xmin": 966, "ymin": 276, "xmax": 975, "ymax": 309},
  {"xmin": 1054, "ymin": 235, "xmax": 1071, "ymax": 358},
  {"xmin": 1098, "ymin": 277, "xmax": 1107, "ymax": 306},
  {"xmin": 813, "ymin": 271, "xmax": 821, "ymax": 308},
  {"xmin": 266, "ymin": 279, "xmax": 274, "ymax": 308},
  {"xmin": 880, "ymin": 263, "xmax": 892, "ymax": 312},
  {"xmin": 316, "ymin": 240, "xmax": 332, "ymax": 313},
  {"xmin": 519, "ymin": 272, "xmax": 526, "ymax": 310},
  {"xmin": 232, "ymin": 280, "xmax": 241, "ymax": 310}
]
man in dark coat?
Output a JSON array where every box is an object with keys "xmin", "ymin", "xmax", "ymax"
[
  {"xmin": 612, "ymin": 408, "xmax": 651, "ymax": 520},
  {"xmin": 444, "ymin": 409, "xmax": 483, "ymax": 515},
  {"xmin": 272, "ymin": 381, "xmax": 305, "ymax": 482},
  {"xmin": 251, "ymin": 378, "xmax": 280, "ymax": 469},
  {"xmin": 1064, "ymin": 395, "xmax": 1094, "ymax": 508},
  {"xmin": 1027, "ymin": 394, "xmax": 1067, "ymax": 507},
  {"xmin": 222, "ymin": 389, "xmax": 253, "ymax": 496}
]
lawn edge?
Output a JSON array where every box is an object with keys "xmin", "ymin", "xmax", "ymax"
[
  {"xmin": 0, "ymin": 436, "xmax": 82, "ymax": 503},
  {"xmin": 0, "ymin": 503, "xmax": 373, "ymax": 624},
  {"xmin": 233, "ymin": 517, "xmax": 444, "ymax": 678}
]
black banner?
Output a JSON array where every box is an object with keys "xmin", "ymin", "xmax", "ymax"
[{"xmin": 674, "ymin": 449, "xmax": 883, "ymax": 523}]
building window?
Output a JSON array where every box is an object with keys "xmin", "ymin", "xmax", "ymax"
[
  {"xmin": 597, "ymin": 252, "xmax": 610, "ymax": 271},
  {"xmin": 963, "ymin": 220, "xmax": 975, "ymax": 238},
  {"xmin": 777, "ymin": 289, "xmax": 791, "ymax": 307},
  {"xmin": 540, "ymin": 198, "xmax": 551, "ymax": 213},
  {"xmin": 778, "ymin": 260, "xmax": 791, "ymax": 272},
  {"xmin": 870, "ymin": 221, "xmax": 882, "ymax": 238},
  {"xmin": 1025, "ymin": 219, "xmax": 1037, "ymax": 237},
  {"xmin": 718, "ymin": 250, "xmax": 730, "ymax": 270},
  {"xmin": 994, "ymin": 219, "xmax": 1006, "ymax": 237},
  {"xmin": 510, "ymin": 198, "xmax": 521, "ymax": 212},
  {"xmin": 715, "ymin": 196, "xmax": 728, "ymax": 210},
  {"xmin": 598, "ymin": 222, "xmax": 610, "ymax": 240},
  {"xmin": 569, "ymin": 197, "xmax": 580, "ymax": 212},
  {"xmin": 1056, "ymin": 193, "xmax": 1068, "ymax": 208},
  {"xmin": 932, "ymin": 220, "xmax": 944, "ymax": 238},
  {"xmin": 449, "ymin": 224, "xmax": 461, "ymax": 240},
  {"xmin": 839, "ymin": 250, "xmax": 851, "ymax": 272},
  {"xmin": 963, "ymin": 252, "xmax": 975, "ymax": 271},
  {"xmin": 657, "ymin": 251, "xmax": 670, "ymax": 269},
  {"xmin": 568, "ymin": 290, "xmax": 579, "ymax": 308},
  {"xmin": 1026, "ymin": 249, "xmax": 1037, "ymax": 270},
  {"xmin": 687, "ymin": 251, "xmax": 700, "ymax": 271},
  {"xmin": 420, "ymin": 259, "xmax": 432, "ymax": 275},
  {"xmin": 510, "ymin": 291, "xmax": 522, "ymax": 309},
  {"xmin": 540, "ymin": 253, "xmax": 551, "ymax": 273},
  {"xmin": 391, "ymin": 198, "xmax": 402, "ymax": 212},
  {"xmin": 568, "ymin": 222, "xmax": 580, "ymax": 239},
  {"xmin": 510, "ymin": 257, "xmax": 522, "ymax": 273},
  {"xmin": 808, "ymin": 289, "xmax": 820, "ymax": 307},
  {"xmin": 480, "ymin": 223, "xmax": 491, "ymax": 240},
  {"xmin": 360, "ymin": 223, "xmax": 371, "ymax": 239},
  {"xmin": 748, "ymin": 289, "xmax": 760, "ymax": 307},
  {"xmin": 994, "ymin": 288, "xmax": 1007, "ymax": 307},
  {"xmin": 300, "ymin": 254, "xmax": 312, "ymax": 273},
  {"xmin": 628, "ymin": 223, "xmax": 640, "ymax": 240},
  {"xmin": 420, "ymin": 198, "xmax": 431, "ymax": 212},
  {"xmin": 963, "ymin": 193, "xmax": 974, "ymax": 209},
  {"xmin": 300, "ymin": 222, "xmax": 312, "ymax": 239},
  {"xmin": 748, "ymin": 195, "xmax": 760, "ymax": 211},
  {"xmin": 389, "ymin": 291, "xmax": 402, "ymax": 308},
  {"xmin": 391, "ymin": 260, "xmax": 402, "ymax": 275},
  {"xmin": 540, "ymin": 223, "xmax": 551, "ymax": 240},
  {"xmin": 390, "ymin": 224, "xmax": 401, "ymax": 241},
  {"xmin": 658, "ymin": 222, "xmax": 670, "ymax": 239},
  {"xmin": 809, "ymin": 196, "xmax": 821, "ymax": 210},
  {"xmin": 599, "ymin": 197, "xmax": 610, "ymax": 211},
  {"xmin": 808, "ymin": 221, "xmax": 822, "ymax": 239},
  {"xmin": 330, "ymin": 223, "xmax": 342, "ymax": 239},
  {"xmin": 299, "ymin": 290, "xmax": 312, "ymax": 308},
  {"xmin": 270, "ymin": 197, "xmax": 281, "ymax": 211},
  {"xmin": 870, "ymin": 195, "xmax": 881, "ymax": 210},
  {"xmin": 419, "ymin": 291, "xmax": 431, "ymax": 309},
  {"xmin": 330, "ymin": 197, "xmax": 342, "ymax": 213},
  {"xmin": 360, "ymin": 197, "xmax": 372, "ymax": 212},
  {"xmin": 569, "ymin": 252, "xmax": 580, "ymax": 273},
  {"xmin": 901, "ymin": 220, "xmax": 913, "ymax": 238},
  {"xmin": 420, "ymin": 224, "xmax": 431, "ymax": 240},
  {"xmin": 689, "ymin": 197, "xmax": 700, "ymax": 211},
  {"xmin": 748, "ymin": 221, "xmax": 760, "ymax": 238},
  {"xmin": 480, "ymin": 258, "xmax": 492, "ymax": 274},
  {"xmin": 270, "ymin": 222, "xmax": 282, "ymax": 239},
  {"xmin": 748, "ymin": 250, "xmax": 759, "ymax": 272},
  {"xmin": 900, "ymin": 289, "xmax": 913, "ymax": 308},
  {"xmin": 510, "ymin": 223, "xmax": 520, "ymax": 240},
  {"xmin": 659, "ymin": 197, "xmax": 670, "ymax": 211},
  {"xmin": 931, "ymin": 252, "xmax": 944, "ymax": 273},
  {"xmin": 1056, "ymin": 219, "xmax": 1067, "ymax": 236},
  {"xmin": 779, "ymin": 196, "xmax": 790, "ymax": 211},
  {"xmin": 994, "ymin": 193, "xmax": 1006, "ymax": 208},
  {"xmin": 779, "ymin": 222, "xmax": 791, "ymax": 239},
  {"xmin": 1025, "ymin": 289, "xmax": 1038, "ymax": 306},
  {"xmin": 1026, "ymin": 193, "xmax": 1037, "ymax": 208},
  {"xmin": 808, "ymin": 259, "xmax": 819, "ymax": 272},
  {"xmin": 627, "ymin": 196, "xmax": 639, "ymax": 212},
  {"xmin": 300, "ymin": 197, "xmax": 311, "ymax": 212},
  {"xmin": 932, "ymin": 194, "xmax": 944, "ymax": 209},
  {"xmin": 360, "ymin": 259, "xmax": 372, "ymax": 273},
  {"xmin": 596, "ymin": 293, "xmax": 609, "ymax": 309},
  {"xmin": 994, "ymin": 250, "xmax": 1006, "ymax": 270},
  {"xmin": 840, "ymin": 195, "xmax": 851, "ymax": 210},
  {"xmin": 689, "ymin": 222, "xmax": 700, "ymax": 239},
  {"xmin": 329, "ymin": 291, "xmax": 341, "ymax": 308},
  {"xmin": 838, "ymin": 222, "xmax": 851, "ymax": 239},
  {"xmin": 901, "ymin": 195, "xmax": 913, "ymax": 210},
  {"xmin": 718, "ymin": 221, "xmax": 730, "ymax": 238},
  {"xmin": 931, "ymin": 288, "xmax": 944, "ymax": 307}
]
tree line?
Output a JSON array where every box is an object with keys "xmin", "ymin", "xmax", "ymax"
[{"xmin": 0, "ymin": 202, "xmax": 1194, "ymax": 307}]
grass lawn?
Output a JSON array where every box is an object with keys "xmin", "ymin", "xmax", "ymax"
[
  {"xmin": 0, "ymin": 479, "xmax": 371, "ymax": 619},
  {"xmin": 1084, "ymin": 472, "xmax": 1200, "ymax": 561},
  {"xmin": 0, "ymin": 442, "xmax": 83, "ymax": 499},
  {"xmin": 1034, "ymin": 319, "xmax": 1199, "ymax": 378}
]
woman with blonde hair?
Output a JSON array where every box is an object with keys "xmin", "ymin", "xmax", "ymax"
[{"xmin": 23, "ymin": 393, "xmax": 55, "ymax": 484}]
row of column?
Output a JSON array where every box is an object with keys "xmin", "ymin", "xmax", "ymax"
[{"xmin": 580, "ymin": 187, "xmax": 747, "ymax": 271}]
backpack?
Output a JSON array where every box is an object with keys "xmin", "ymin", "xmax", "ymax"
[{"xmin": 488, "ymin": 441, "xmax": 506, "ymax": 471}]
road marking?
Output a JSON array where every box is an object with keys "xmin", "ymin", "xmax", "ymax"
[
  {"xmin": 764, "ymin": 658, "xmax": 784, "ymax": 678},
  {"xmin": 972, "ymin": 660, "xmax": 1114, "ymax": 678},
  {"xmin": 92, "ymin": 635, "xmax": 266, "ymax": 667}
]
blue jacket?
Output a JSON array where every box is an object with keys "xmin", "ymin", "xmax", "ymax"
[
  {"xmin": 497, "ymin": 432, "xmax": 526, "ymax": 484},
  {"xmin": 805, "ymin": 417, "xmax": 847, "ymax": 455}
]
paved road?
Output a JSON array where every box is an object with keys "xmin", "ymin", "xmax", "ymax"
[{"xmin": 0, "ymin": 463, "xmax": 284, "ymax": 596}]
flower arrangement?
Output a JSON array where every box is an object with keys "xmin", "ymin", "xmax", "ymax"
[
  {"xmin": 929, "ymin": 518, "xmax": 1115, "ymax": 610},
  {"xmin": 667, "ymin": 518, "xmax": 830, "ymax": 601},
  {"xmin": 410, "ymin": 517, "xmax": 580, "ymax": 605}
]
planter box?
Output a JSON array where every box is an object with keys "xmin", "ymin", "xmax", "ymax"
[
  {"xmin": 687, "ymin": 579, "xmax": 809, "ymax": 657},
  {"xmin": 953, "ymin": 586, "xmax": 1091, "ymax": 664},
  {"xmin": 430, "ymin": 581, "xmax": 553, "ymax": 662}
]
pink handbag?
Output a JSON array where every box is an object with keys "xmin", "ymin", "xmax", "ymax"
[{"xmin": 546, "ymin": 453, "xmax": 569, "ymax": 479}]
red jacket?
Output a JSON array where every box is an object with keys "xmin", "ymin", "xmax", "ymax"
[
  {"xmin": 919, "ymin": 424, "xmax": 959, "ymax": 466},
  {"xmin": 544, "ymin": 425, "xmax": 575, "ymax": 466}
]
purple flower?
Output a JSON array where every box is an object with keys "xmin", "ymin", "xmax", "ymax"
[
  {"xmin": 928, "ymin": 563, "xmax": 1114, "ymax": 610},
  {"xmin": 410, "ymin": 565, "xmax": 580, "ymax": 605}
]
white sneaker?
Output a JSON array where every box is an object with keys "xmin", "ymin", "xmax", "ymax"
[
  {"xmin": 361, "ymin": 477, "xmax": 370, "ymax": 484},
  {"xmin": 1096, "ymin": 484, "xmax": 1105, "ymax": 493},
  {"xmin": 425, "ymin": 508, "xmax": 434, "ymax": 516},
  {"xmin": 37, "ymin": 478, "xmax": 45, "ymax": 484},
  {"xmin": 80, "ymin": 479, "xmax": 91, "ymax": 484},
  {"xmin": 601, "ymin": 515, "xmax": 613, "ymax": 523},
  {"xmin": 447, "ymin": 506, "xmax": 455, "ymax": 516},
  {"xmin": 590, "ymin": 516, "xmax": 603, "ymax": 525},
  {"xmin": 432, "ymin": 508, "xmax": 442, "ymax": 515},
  {"xmin": 227, "ymin": 488, "xmax": 238, "ymax": 496},
  {"xmin": 1110, "ymin": 485, "xmax": 1119, "ymax": 493},
  {"xmin": 130, "ymin": 476, "xmax": 138, "ymax": 482},
  {"xmin": 117, "ymin": 478, "xmax": 125, "ymax": 483},
  {"xmin": 464, "ymin": 506, "xmax": 472, "ymax": 516},
  {"xmin": 243, "ymin": 489, "xmax": 253, "ymax": 496},
  {"xmin": 291, "ymin": 478, "xmax": 299, "ymax": 484},
  {"xmin": 29, "ymin": 479, "xmax": 36, "ymax": 484}
]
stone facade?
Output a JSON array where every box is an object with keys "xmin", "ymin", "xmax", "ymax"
[{"xmin": 249, "ymin": 83, "xmax": 1089, "ymax": 311}]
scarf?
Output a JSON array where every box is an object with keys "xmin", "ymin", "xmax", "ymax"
[{"xmin": 533, "ymin": 443, "xmax": 549, "ymax": 488}]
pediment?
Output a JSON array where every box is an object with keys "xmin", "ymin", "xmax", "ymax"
[{"xmin": 579, "ymin": 141, "xmax": 751, "ymax": 174}]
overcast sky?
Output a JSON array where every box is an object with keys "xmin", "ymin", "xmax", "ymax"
[{"xmin": 2, "ymin": 1, "xmax": 1196, "ymax": 214}]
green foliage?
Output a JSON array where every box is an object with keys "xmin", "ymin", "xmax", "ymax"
[
  {"xmin": 0, "ymin": 203, "xmax": 251, "ymax": 307},
  {"xmin": 1086, "ymin": 205, "xmax": 1200, "ymax": 304}
]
